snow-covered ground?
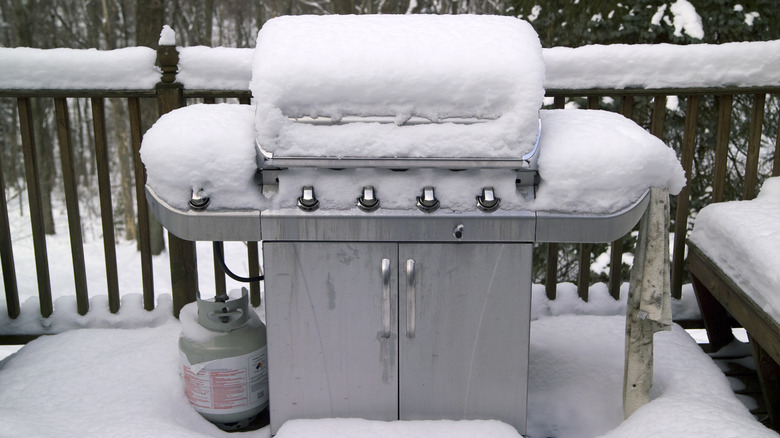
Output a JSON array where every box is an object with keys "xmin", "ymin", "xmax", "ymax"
[{"xmin": 1, "ymin": 313, "xmax": 775, "ymax": 437}]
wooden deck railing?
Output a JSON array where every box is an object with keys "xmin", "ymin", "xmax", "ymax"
[{"xmin": 1, "ymin": 42, "xmax": 779, "ymax": 342}]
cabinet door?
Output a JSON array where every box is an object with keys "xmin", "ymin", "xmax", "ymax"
[
  {"xmin": 264, "ymin": 242, "xmax": 399, "ymax": 434},
  {"xmin": 398, "ymin": 243, "xmax": 531, "ymax": 433}
]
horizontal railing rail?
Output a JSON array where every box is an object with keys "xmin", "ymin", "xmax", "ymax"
[{"xmin": 1, "ymin": 42, "xmax": 778, "ymax": 342}]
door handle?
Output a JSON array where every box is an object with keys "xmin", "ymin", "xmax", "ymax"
[
  {"xmin": 381, "ymin": 258, "xmax": 391, "ymax": 338},
  {"xmin": 406, "ymin": 259, "xmax": 416, "ymax": 338}
]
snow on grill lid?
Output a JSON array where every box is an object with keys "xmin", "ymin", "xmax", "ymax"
[{"xmin": 250, "ymin": 14, "xmax": 545, "ymax": 160}]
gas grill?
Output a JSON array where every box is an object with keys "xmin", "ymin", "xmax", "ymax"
[{"xmin": 143, "ymin": 15, "xmax": 652, "ymax": 436}]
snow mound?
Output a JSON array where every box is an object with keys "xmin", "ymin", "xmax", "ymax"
[
  {"xmin": 689, "ymin": 177, "xmax": 780, "ymax": 322},
  {"xmin": 178, "ymin": 47, "xmax": 254, "ymax": 90},
  {"xmin": 0, "ymin": 316, "xmax": 774, "ymax": 437},
  {"xmin": 544, "ymin": 39, "xmax": 780, "ymax": 90},
  {"xmin": 140, "ymin": 103, "xmax": 261, "ymax": 211},
  {"xmin": 250, "ymin": 15, "xmax": 545, "ymax": 159},
  {"xmin": 0, "ymin": 47, "xmax": 159, "ymax": 89},
  {"xmin": 531, "ymin": 110, "xmax": 686, "ymax": 213},
  {"xmin": 275, "ymin": 418, "xmax": 521, "ymax": 438}
]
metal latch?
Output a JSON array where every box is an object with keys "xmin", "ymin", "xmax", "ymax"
[
  {"xmin": 357, "ymin": 185, "xmax": 380, "ymax": 212},
  {"xmin": 297, "ymin": 186, "xmax": 319, "ymax": 211},
  {"xmin": 476, "ymin": 186, "xmax": 500, "ymax": 212},
  {"xmin": 416, "ymin": 186, "xmax": 440, "ymax": 213}
]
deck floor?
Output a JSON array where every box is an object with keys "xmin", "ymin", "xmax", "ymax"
[{"xmin": 699, "ymin": 340, "xmax": 773, "ymax": 429}]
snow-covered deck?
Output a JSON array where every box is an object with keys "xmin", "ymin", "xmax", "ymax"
[{"xmin": 1, "ymin": 308, "xmax": 775, "ymax": 438}]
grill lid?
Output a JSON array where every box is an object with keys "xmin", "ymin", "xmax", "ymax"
[{"xmin": 250, "ymin": 15, "xmax": 545, "ymax": 167}]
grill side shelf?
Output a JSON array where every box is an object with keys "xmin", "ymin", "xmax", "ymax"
[
  {"xmin": 534, "ymin": 190, "xmax": 651, "ymax": 243},
  {"xmin": 145, "ymin": 185, "xmax": 262, "ymax": 242}
]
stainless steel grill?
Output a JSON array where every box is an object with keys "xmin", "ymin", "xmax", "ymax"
[{"xmin": 144, "ymin": 14, "xmax": 651, "ymax": 436}]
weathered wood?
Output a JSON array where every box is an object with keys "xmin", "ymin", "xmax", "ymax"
[
  {"xmin": 712, "ymin": 94, "xmax": 733, "ymax": 203},
  {"xmin": 544, "ymin": 97, "xmax": 566, "ymax": 300},
  {"xmin": 671, "ymin": 95, "xmax": 699, "ymax": 300},
  {"xmin": 213, "ymin": 242, "xmax": 227, "ymax": 296},
  {"xmin": 686, "ymin": 242, "xmax": 780, "ymax": 366},
  {"xmin": 0, "ymin": 152, "xmax": 19, "ymax": 319},
  {"xmin": 743, "ymin": 93, "xmax": 765, "ymax": 200},
  {"xmin": 749, "ymin": 332, "xmax": 780, "ymax": 430},
  {"xmin": 54, "ymin": 98, "xmax": 89, "ymax": 316},
  {"xmin": 0, "ymin": 89, "xmax": 156, "ymax": 98},
  {"xmin": 91, "ymin": 98, "xmax": 121, "ymax": 314},
  {"xmin": 0, "ymin": 334, "xmax": 41, "ymax": 345},
  {"xmin": 775, "ymin": 106, "xmax": 780, "ymax": 177},
  {"xmin": 545, "ymin": 243, "xmax": 558, "ymax": 300},
  {"xmin": 168, "ymin": 235, "xmax": 198, "ymax": 318},
  {"xmin": 608, "ymin": 237, "xmax": 623, "ymax": 300},
  {"xmin": 690, "ymin": 272, "xmax": 735, "ymax": 351},
  {"xmin": 650, "ymin": 95, "xmax": 666, "ymax": 139},
  {"xmin": 587, "ymin": 95, "xmax": 599, "ymax": 110},
  {"xmin": 545, "ymin": 86, "xmax": 780, "ymax": 98},
  {"xmin": 128, "ymin": 97, "xmax": 155, "ymax": 311},
  {"xmin": 17, "ymin": 97, "xmax": 53, "ymax": 318},
  {"xmin": 577, "ymin": 243, "xmax": 591, "ymax": 302},
  {"xmin": 156, "ymin": 59, "xmax": 197, "ymax": 317},
  {"xmin": 248, "ymin": 241, "xmax": 261, "ymax": 307},
  {"xmin": 608, "ymin": 95, "xmax": 635, "ymax": 299}
]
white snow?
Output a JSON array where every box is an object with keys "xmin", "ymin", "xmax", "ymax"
[
  {"xmin": 160, "ymin": 25, "xmax": 177, "ymax": 46},
  {"xmin": 140, "ymin": 106, "xmax": 684, "ymax": 215},
  {"xmin": 140, "ymin": 103, "xmax": 262, "ymax": 211},
  {"xmin": 1, "ymin": 315, "xmax": 775, "ymax": 437},
  {"xmin": 544, "ymin": 39, "xmax": 780, "ymax": 89},
  {"xmin": 669, "ymin": 0, "xmax": 704, "ymax": 39},
  {"xmin": 531, "ymin": 110, "xmax": 685, "ymax": 213},
  {"xmin": 178, "ymin": 47, "xmax": 254, "ymax": 90},
  {"xmin": 0, "ymin": 47, "xmax": 159, "ymax": 89},
  {"xmin": 2, "ymin": 35, "xmax": 779, "ymax": 92},
  {"xmin": 689, "ymin": 177, "xmax": 780, "ymax": 322},
  {"xmin": 250, "ymin": 15, "xmax": 545, "ymax": 159}
]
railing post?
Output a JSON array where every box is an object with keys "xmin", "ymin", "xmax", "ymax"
[
  {"xmin": 156, "ymin": 34, "xmax": 197, "ymax": 318},
  {"xmin": 671, "ymin": 95, "xmax": 699, "ymax": 300}
]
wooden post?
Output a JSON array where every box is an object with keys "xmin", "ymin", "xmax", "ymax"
[
  {"xmin": 91, "ymin": 97, "xmax": 122, "ymax": 314},
  {"xmin": 128, "ymin": 97, "xmax": 156, "ymax": 311},
  {"xmin": 711, "ymin": 94, "xmax": 733, "ymax": 204},
  {"xmin": 0, "ymin": 151, "xmax": 19, "ymax": 319},
  {"xmin": 17, "ymin": 97, "xmax": 53, "ymax": 318},
  {"xmin": 671, "ymin": 95, "xmax": 699, "ymax": 300},
  {"xmin": 55, "ymin": 98, "xmax": 89, "ymax": 315},
  {"xmin": 743, "ymin": 93, "xmax": 765, "ymax": 200},
  {"xmin": 157, "ymin": 35, "xmax": 198, "ymax": 318}
]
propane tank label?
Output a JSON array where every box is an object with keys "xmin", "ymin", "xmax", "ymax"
[{"xmin": 181, "ymin": 347, "xmax": 269, "ymax": 415}]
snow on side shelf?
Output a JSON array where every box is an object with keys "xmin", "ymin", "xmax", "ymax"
[
  {"xmin": 1, "ymin": 316, "xmax": 775, "ymax": 438},
  {"xmin": 689, "ymin": 177, "xmax": 780, "ymax": 322},
  {"xmin": 140, "ymin": 103, "xmax": 261, "ymax": 211},
  {"xmin": 250, "ymin": 15, "xmax": 545, "ymax": 159},
  {"xmin": 0, "ymin": 47, "xmax": 159, "ymax": 89},
  {"xmin": 531, "ymin": 110, "xmax": 685, "ymax": 213}
]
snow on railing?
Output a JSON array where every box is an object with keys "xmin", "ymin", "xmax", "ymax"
[{"xmin": 1, "ymin": 34, "xmax": 779, "ymax": 340}]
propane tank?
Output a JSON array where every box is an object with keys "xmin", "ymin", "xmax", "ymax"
[{"xmin": 179, "ymin": 288, "xmax": 269, "ymax": 431}]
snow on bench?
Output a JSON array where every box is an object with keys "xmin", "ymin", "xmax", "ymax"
[{"xmin": 687, "ymin": 176, "xmax": 780, "ymax": 428}]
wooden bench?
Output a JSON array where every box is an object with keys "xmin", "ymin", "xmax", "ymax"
[{"xmin": 687, "ymin": 240, "xmax": 780, "ymax": 428}]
